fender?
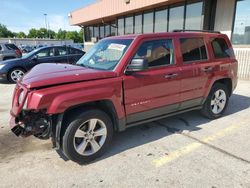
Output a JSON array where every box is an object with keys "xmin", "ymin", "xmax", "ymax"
[{"xmin": 27, "ymin": 78, "xmax": 125, "ymax": 119}]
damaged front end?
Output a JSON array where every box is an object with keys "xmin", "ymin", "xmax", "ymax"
[{"xmin": 11, "ymin": 109, "xmax": 51, "ymax": 139}]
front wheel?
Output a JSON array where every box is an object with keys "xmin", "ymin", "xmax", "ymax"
[
  {"xmin": 62, "ymin": 109, "xmax": 113, "ymax": 164},
  {"xmin": 8, "ymin": 68, "xmax": 25, "ymax": 83},
  {"xmin": 201, "ymin": 83, "xmax": 229, "ymax": 119}
]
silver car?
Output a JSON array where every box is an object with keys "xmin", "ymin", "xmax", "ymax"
[{"xmin": 0, "ymin": 43, "xmax": 22, "ymax": 61}]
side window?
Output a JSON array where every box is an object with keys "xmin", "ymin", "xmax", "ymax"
[
  {"xmin": 58, "ymin": 47, "xmax": 67, "ymax": 56},
  {"xmin": 5, "ymin": 44, "xmax": 19, "ymax": 50},
  {"xmin": 69, "ymin": 48, "xmax": 81, "ymax": 55},
  {"xmin": 211, "ymin": 38, "xmax": 232, "ymax": 59},
  {"xmin": 36, "ymin": 49, "xmax": 50, "ymax": 58},
  {"xmin": 0, "ymin": 45, "xmax": 2, "ymax": 51},
  {"xmin": 180, "ymin": 38, "xmax": 207, "ymax": 63},
  {"xmin": 133, "ymin": 39, "xmax": 175, "ymax": 67}
]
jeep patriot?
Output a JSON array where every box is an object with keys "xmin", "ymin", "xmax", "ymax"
[{"xmin": 10, "ymin": 31, "xmax": 238, "ymax": 163}]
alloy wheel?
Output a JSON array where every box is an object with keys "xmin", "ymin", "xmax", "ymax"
[
  {"xmin": 10, "ymin": 69, "xmax": 25, "ymax": 82},
  {"xmin": 73, "ymin": 118, "xmax": 107, "ymax": 156},
  {"xmin": 210, "ymin": 89, "xmax": 227, "ymax": 114}
]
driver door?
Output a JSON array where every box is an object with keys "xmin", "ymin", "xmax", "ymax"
[
  {"xmin": 123, "ymin": 38, "xmax": 181, "ymax": 124},
  {"xmin": 26, "ymin": 48, "xmax": 57, "ymax": 69}
]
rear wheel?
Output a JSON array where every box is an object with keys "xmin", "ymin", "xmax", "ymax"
[
  {"xmin": 8, "ymin": 68, "xmax": 25, "ymax": 83},
  {"xmin": 201, "ymin": 83, "xmax": 229, "ymax": 119},
  {"xmin": 62, "ymin": 109, "xmax": 113, "ymax": 164}
]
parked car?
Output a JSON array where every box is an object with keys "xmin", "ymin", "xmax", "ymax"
[
  {"xmin": 9, "ymin": 31, "xmax": 238, "ymax": 164},
  {"xmin": 19, "ymin": 45, "xmax": 34, "ymax": 54},
  {"xmin": 0, "ymin": 46, "xmax": 85, "ymax": 82},
  {"xmin": 0, "ymin": 43, "xmax": 22, "ymax": 61}
]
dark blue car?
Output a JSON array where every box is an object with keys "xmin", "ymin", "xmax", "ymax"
[{"xmin": 0, "ymin": 46, "xmax": 85, "ymax": 83}]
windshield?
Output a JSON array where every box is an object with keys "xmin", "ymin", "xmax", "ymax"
[{"xmin": 76, "ymin": 39, "xmax": 133, "ymax": 70}]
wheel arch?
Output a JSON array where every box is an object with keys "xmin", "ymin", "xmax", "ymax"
[
  {"xmin": 53, "ymin": 100, "xmax": 124, "ymax": 149},
  {"xmin": 213, "ymin": 78, "xmax": 232, "ymax": 96}
]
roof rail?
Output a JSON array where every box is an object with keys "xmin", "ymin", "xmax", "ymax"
[{"xmin": 172, "ymin": 29, "xmax": 221, "ymax": 34}]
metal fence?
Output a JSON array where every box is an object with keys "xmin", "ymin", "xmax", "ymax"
[{"xmin": 234, "ymin": 48, "xmax": 250, "ymax": 80}]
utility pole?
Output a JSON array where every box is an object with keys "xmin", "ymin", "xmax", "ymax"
[{"xmin": 44, "ymin": 13, "xmax": 48, "ymax": 38}]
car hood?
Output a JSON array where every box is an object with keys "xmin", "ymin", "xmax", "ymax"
[{"xmin": 21, "ymin": 63, "xmax": 117, "ymax": 89}]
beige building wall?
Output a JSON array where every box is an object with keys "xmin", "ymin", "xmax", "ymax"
[{"xmin": 214, "ymin": 0, "xmax": 236, "ymax": 38}]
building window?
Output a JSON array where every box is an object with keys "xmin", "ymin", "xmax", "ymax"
[
  {"xmin": 125, "ymin": 16, "xmax": 134, "ymax": 34},
  {"xmin": 154, "ymin": 8, "xmax": 168, "ymax": 32},
  {"xmin": 100, "ymin": 25, "xmax": 105, "ymax": 39},
  {"xmin": 110, "ymin": 21, "xmax": 117, "ymax": 36},
  {"xmin": 118, "ymin": 17, "xmax": 124, "ymax": 35},
  {"xmin": 105, "ymin": 24, "xmax": 110, "ymax": 37},
  {"xmin": 143, "ymin": 11, "xmax": 154, "ymax": 33},
  {"xmin": 134, "ymin": 14, "xmax": 142, "ymax": 34},
  {"xmin": 169, "ymin": 5, "xmax": 184, "ymax": 31},
  {"xmin": 180, "ymin": 38, "xmax": 207, "ymax": 62},
  {"xmin": 84, "ymin": 26, "xmax": 93, "ymax": 42},
  {"xmin": 185, "ymin": 1, "xmax": 204, "ymax": 30},
  {"xmin": 232, "ymin": 0, "xmax": 250, "ymax": 45},
  {"xmin": 133, "ymin": 39, "xmax": 175, "ymax": 67},
  {"xmin": 94, "ymin": 26, "xmax": 99, "ymax": 40}
]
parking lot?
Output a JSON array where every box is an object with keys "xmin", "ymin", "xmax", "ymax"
[{"xmin": 0, "ymin": 80, "xmax": 250, "ymax": 187}]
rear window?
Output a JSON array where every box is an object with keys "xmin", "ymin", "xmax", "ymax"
[
  {"xmin": 5, "ymin": 44, "xmax": 19, "ymax": 50},
  {"xmin": 210, "ymin": 38, "xmax": 232, "ymax": 59},
  {"xmin": 180, "ymin": 38, "xmax": 207, "ymax": 63}
]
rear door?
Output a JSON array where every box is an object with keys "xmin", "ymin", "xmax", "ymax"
[
  {"xmin": 68, "ymin": 47, "xmax": 85, "ymax": 64},
  {"xmin": 53, "ymin": 47, "xmax": 69, "ymax": 64},
  {"xmin": 123, "ymin": 38, "xmax": 181, "ymax": 123},
  {"xmin": 178, "ymin": 36, "xmax": 211, "ymax": 108}
]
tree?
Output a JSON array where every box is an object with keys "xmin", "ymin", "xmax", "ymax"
[
  {"xmin": 0, "ymin": 24, "xmax": 14, "ymax": 38},
  {"xmin": 56, "ymin": 29, "xmax": 67, "ymax": 40},
  {"xmin": 28, "ymin": 28, "xmax": 38, "ymax": 38},
  {"xmin": 16, "ymin": 32, "xmax": 26, "ymax": 38},
  {"xmin": 65, "ymin": 30, "xmax": 83, "ymax": 43}
]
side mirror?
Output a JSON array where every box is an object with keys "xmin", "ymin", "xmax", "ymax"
[
  {"xmin": 126, "ymin": 59, "xmax": 148, "ymax": 73},
  {"xmin": 31, "ymin": 55, "xmax": 38, "ymax": 61}
]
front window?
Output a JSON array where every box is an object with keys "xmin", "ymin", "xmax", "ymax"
[{"xmin": 77, "ymin": 39, "xmax": 133, "ymax": 70}]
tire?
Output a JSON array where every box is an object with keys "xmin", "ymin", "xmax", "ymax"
[
  {"xmin": 62, "ymin": 109, "xmax": 113, "ymax": 164},
  {"xmin": 201, "ymin": 83, "xmax": 229, "ymax": 119},
  {"xmin": 8, "ymin": 68, "xmax": 25, "ymax": 83}
]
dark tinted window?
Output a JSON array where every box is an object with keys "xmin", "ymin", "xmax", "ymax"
[
  {"xmin": 211, "ymin": 38, "xmax": 231, "ymax": 58},
  {"xmin": 105, "ymin": 25, "xmax": 110, "ymax": 37},
  {"xmin": 69, "ymin": 47, "xmax": 83, "ymax": 55},
  {"xmin": 180, "ymin": 38, "xmax": 207, "ymax": 62},
  {"xmin": 5, "ymin": 44, "xmax": 19, "ymax": 50},
  {"xmin": 0, "ymin": 45, "xmax": 2, "ymax": 51},
  {"xmin": 134, "ymin": 39, "xmax": 175, "ymax": 67}
]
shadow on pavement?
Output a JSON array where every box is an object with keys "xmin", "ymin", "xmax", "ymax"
[{"xmin": 95, "ymin": 93, "xmax": 250, "ymax": 163}]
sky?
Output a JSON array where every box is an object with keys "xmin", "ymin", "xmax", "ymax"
[{"xmin": 0, "ymin": 0, "xmax": 96, "ymax": 34}]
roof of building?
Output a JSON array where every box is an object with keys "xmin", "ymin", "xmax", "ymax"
[{"xmin": 69, "ymin": 0, "xmax": 182, "ymax": 26}]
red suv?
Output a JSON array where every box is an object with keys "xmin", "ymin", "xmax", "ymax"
[{"xmin": 10, "ymin": 31, "xmax": 238, "ymax": 164}]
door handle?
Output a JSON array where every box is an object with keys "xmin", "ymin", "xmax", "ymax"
[
  {"xmin": 165, "ymin": 73, "xmax": 178, "ymax": 79},
  {"xmin": 201, "ymin": 66, "xmax": 213, "ymax": 72}
]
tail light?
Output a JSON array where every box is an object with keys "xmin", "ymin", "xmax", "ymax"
[{"xmin": 15, "ymin": 49, "xmax": 22, "ymax": 56}]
